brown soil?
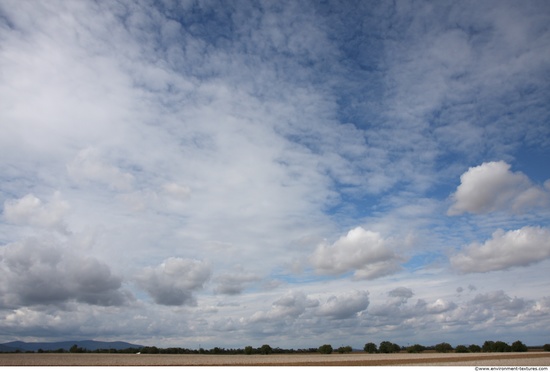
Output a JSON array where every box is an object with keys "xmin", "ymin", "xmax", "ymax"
[{"xmin": 1, "ymin": 351, "xmax": 549, "ymax": 366}]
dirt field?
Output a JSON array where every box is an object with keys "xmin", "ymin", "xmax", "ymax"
[{"xmin": 1, "ymin": 352, "xmax": 549, "ymax": 366}]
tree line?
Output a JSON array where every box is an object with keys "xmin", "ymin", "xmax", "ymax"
[
  {"xmin": 251, "ymin": 340, "xmax": 545, "ymax": 355},
  {"xmin": 6, "ymin": 340, "xmax": 550, "ymax": 354},
  {"xmin": 363, "ymin": 340, "xmax": 535, "ymax": 354}
]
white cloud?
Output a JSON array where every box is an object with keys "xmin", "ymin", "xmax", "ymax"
[
  {"xmin": 67, "ymin": 148, "xmax": 134, "ymax": 191},
  {"xmin": 3, "ymin": 193, "xmax": 69, "ymax": 233},
  {"xmin": 448, "ymin": 161, "xmax": 550, "ymax": 215},
  {"xmin": 451, "ymin": 226, "xmax": 550, "ymax": 273},
  {"xmin": 417, "ymin": 298, "xmax": 457, "ymax": 314},
  {"xmin": 310, "ymin": 227, "xmax": 402, "ymax": 280},
  {"xmin": 162, "ymin": 183, "xmax": 191, "ymax": 201},
  {"xmin": 136, "ymin": 258, "xmax": 211, "ymax": 306}
]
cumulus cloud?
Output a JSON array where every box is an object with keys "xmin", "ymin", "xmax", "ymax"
[
  {"xmin": 415, "ymin": 298, "xmax": 457, "ymax": 314},
  {"xmin": 371, "ymin": 288, "xmax": 455, "ymax": 324},
  {"xmin": 310, "ymin": 227, "xmax": 402, "ymax": 280},
  {"xmin": 448, "ymin": 161, "xmax": 550, "ymax": 215},
  {"xmin": 136, "ymin": 258, "xmax": 211, "ymax": 306},
  {"xmin": 3, "ymin": 192, "xmax": 69, "ymax": 233},
  {"xmin": 444, "ymin": 290, "xmax": 532, "ymax": 327},
  {"xmin": 469, "ymin": 290, "xmax": 527, "ymax": 313},
  {"xmin": 250, "ymin": 291, "xmax": 318, "ymax": 323},
  {"xmin": 451, "ymin": 226, "xmax": 550, "ymax": 273},
  {"xmin": 0, "ymin": 237, "xmax": 131, "ymax": 308},
  {"xmin": 369, "ymin": 288, "xmax": 413, "ymax": 318},
  {"xmin": 317, "ymin": 290, "xmax": 370, "ymax": 319}
]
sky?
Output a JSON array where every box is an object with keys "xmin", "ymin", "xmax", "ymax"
[{"xmin": 1, "ymin": 0, "xmax": 550, "ymax": 350}]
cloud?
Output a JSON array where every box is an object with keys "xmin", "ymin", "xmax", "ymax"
[
  {"xmin": 415, "ymin": 298, "xmax": 457, "ymax": 314},
  {"xmin": 250, "ymin": 291, "xmax": 319, "ymax": 323},
  {"xmin": 214, "ymin": 270, "xmax": 261, "ymax": 295},
  {"xmin": 368, "ymin": 287, "xmax": 415, "ymax": 317},
  {"xmin": 67, "ymin": 148, "xmax": 134, "ymax": 191},
  {"xmin": 3, "ymin": 192, "xmax": 69, "ymax": 233},
  {"xmin": 367, "ymin": 287, "xmax": 457, "ymax": 325},
  {"xmin": 317, "ymin": 290, "xmax": 370, "ymax": 319},
  {"xmin": 469, "ymin": 290, "xmax": 527, "ymax": 313},
  {"xmin": 136, "ymin": 258, "xmax": 211, "ymax": 306},
  {"xmin": 451, "ymin": 226, "xmax": 550, "ymax": 273},
  {"xmin": 388, "ymin": 287, "xmax": 414, "ymax": 300},
  {"xmin": 448, "ymin": 161, "xmax": 550, "ymax": 215},
  {"xmin": 162, "ymin": 182, "xmax": 191, "ymax": 201},
  {"xmin": 0, "ymin": 237, "xmax": 131, "ymax": 308},
  {"xmin": 310, "ymin": 227, "xmax": 402, "ymax": 280}
]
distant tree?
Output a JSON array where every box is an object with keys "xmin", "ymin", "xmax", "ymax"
[
  {"xmin": 482, "ymin": 341, "xmax": 495, "ymax": 352},
  {"xmin": 318, "ymin": 344, "xmax": 333, "ymax": 354},
  {"xmin": 69, "ymin": 344, "xmax": 85, "ymax": 353},
  {"xmin": 379, "ymin": 341, "xmax": 400, "ymax": 353},
  {"xmin": 468, "ymin": 344, "xmax": 481, "ymax": 353},
  {"xmin": 511, "ymin": 340, "xmax": 527, "ymax": 352},
  {"xmin": 494, "ymin": 341, "xmax": 511, "ymax": 352},
  {"xmin": 455, "ymin": 345, "xmax": 469, "ymax": 353},
  {"xmin": 141, "ymin": 346, "xmax": 159, "ymax": 354},
  {"xmin": 406, "ymin": 344, "xmax": 426, "ymax": 353},
  {"xmin": 337, "ymin": 345, "xmax": 352, "ymax": 354},
  {"xmin": 364, "ymin": 342, "xmax": 378, "ymax": 353},
  {"xmin": 244, "ymin": 346, "xmax": 254, "ymax": 355},
  {"xmin": 435, "ymin": 342, "xmax": 453, "ymax": 353},
  {"xmin": 211, "ymin": 347, "xmax": 224, "ymax": 354},
  {"xmin": 543, "ymin": 344, "xmax": 550, "ymax": 352},
  {"xmin": 260, "ymin": 344, "xmax": 272, "ymax": 355}
]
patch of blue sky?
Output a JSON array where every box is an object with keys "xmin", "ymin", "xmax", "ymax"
[
  {"xmin": 402, "ymin": 251, "xmax": 447, "ymax": 272},
  {"xmin": 514, "ymin": 146, "xmax": 550, "ymax": 185},
  {"xmin": 269, "ymin": 269, "xmax": 354, "ymax": 286},
  {"xmin": 324, "ymin": 186, "xmax": 383, "ymax": 220}
]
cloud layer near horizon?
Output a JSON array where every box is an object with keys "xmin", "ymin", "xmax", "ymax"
[{"xmin": 1, "ymin": 0, "xmax": 549, "ymax": 348}]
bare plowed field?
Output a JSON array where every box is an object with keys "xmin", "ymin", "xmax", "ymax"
[{"xmin": 1, "ymin": 352, "xmax": 549, "ymax": 366}]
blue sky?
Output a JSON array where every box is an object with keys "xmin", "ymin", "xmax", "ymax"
[{"xmin": 1, "ymin": 0, "xmax": 549, "ymax": 349}]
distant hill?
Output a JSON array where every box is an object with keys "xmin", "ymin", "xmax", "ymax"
[
  {"xmin": 0, "ymin": 344, "xmax": 21, "ymax": 353},
  {"xmin": 0, "ymin": 340, "xmax": 143, "ymax": 352}
]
